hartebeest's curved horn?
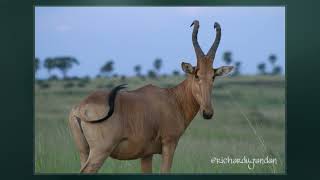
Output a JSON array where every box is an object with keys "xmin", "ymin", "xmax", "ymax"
[
  {"xmin": 191, "ymin": 20, "xmax": 204, "ymax": 65},
  {"xmin": 207, "ymin": 22, "xmax": 221, "ymax": 62}
]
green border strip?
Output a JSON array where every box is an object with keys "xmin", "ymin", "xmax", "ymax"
[{"xmin": 35, "ymin": 0, "xmax": 286, "ymax": 6}]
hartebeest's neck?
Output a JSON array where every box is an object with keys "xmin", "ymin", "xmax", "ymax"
[{"xmin": 168, "ymin": 78, "xmax": 200, "ymax": 128}]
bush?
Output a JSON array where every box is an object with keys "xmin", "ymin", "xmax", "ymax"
[
  {"xmin": 36, "ymin": 79, "xmax": 44, "ymax": 85},
  {"xmin": 121, "ymin": 75, "xmax": 126, "ymax": 82},
  {"xmin": 39, "ymin": 82, "xmax": 50, "ymax": 89},
  {"xmin": 172, "ymin": 70, "xmax": 180, "ymax": 76},
  {"xmin": 77, "ymin": 82, "xmax": 86, "ymax": 88},
  {"xmin": 48, "ymin": 75, "xmax": 59, "ymax": 81},
  {"xmin": 82, "ymin": 75, "xmax": 90, "ymax": 82},
  {"xmin": 147, "ymin": 70, "xmax": 157, "ymax": 79},
  {"xmin": 97, "ymin": 82, "xmax": 114, "ymax": 89},
  {"xmin": 63, "ymin": 77, "xmax": 73, "ymax": 81},
  {"xmin": 70, "ymin": 76, "xmax": 80, "ymax": 81},
  {"xmin": 76, "ymin": 76, "xmax": 90, "ymax": 85},
  {"xmin": 64, "ymin": 82, "xmax": 75, "ymax": 89},
  {"xmin": 139, "ymin": 75, "xmax": 146, "ymax": 81}
]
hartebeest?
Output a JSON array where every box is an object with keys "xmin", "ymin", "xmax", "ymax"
[{"xmin": 69, "ymin": 20, "xmax": 233, "ymax": 173}]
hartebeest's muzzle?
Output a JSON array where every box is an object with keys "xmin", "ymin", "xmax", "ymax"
[
  {"xmin": 200, "ymin": 83, "xmax": 214, "ymax": 120},
  {"xmin": 203, "ymin": 110, "xmax": 213, "ymax": 119},
  {"xmin": 202, "ymin": 110, "xmax": 213, "ymax": 119}
]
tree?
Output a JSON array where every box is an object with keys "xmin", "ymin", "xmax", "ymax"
[
  {"xmin": 233, "ymin": 61, "xmax": 241, "ymax": 76},
  {"xmin": 223, "ymin": 51, "xmax": 233, "ymax": 65},
  {"xmin": 268, "ymin": 54, "xmax": 277, "ymax": 66},
  {"xmin": 268, "ymin": 54, "xmax": 282, "ymax": 76},
  {"xmin": 35, "ymin": 58, "xmax": 40, "ymax": 74},
  {"xmin": 153, "ymin": 58, "xmax": 162, "ymax": 75},
  {"xmin": 272, "ymin": 66, "xmax": 282, "ymax": 75},
  {"xmin": 172, "ymin": 70, "xmax": 180, "ymax": 76},
  {"xmin": 44, "ymin": 58, "xmax": 55, "ymax": 75},
  {"xmin": 257, "ymin": 63, "xmax": 266, "ymax": 75},
  {"xmin": 54, "ymin": 57, "xmax": 79, "ymax": 79},
  {"xmin": 100, "ymin": 60, "xmax": 114, "ymax": 77},
  {"xmin": 134, "ymin": 65, "xmax": 142, "ymax": 77},
  {"xmin": 147, "ymin": 70, "xmax": 157, "ymax": 79}
]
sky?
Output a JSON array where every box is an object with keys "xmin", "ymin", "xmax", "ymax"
[{"xmin": 35, "ymin": 7, "xmax": 285, "ymax": 78}]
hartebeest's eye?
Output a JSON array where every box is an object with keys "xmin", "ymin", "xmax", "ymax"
[{"xmin": 195, "ymin": 74, "xmax": 199, "ymax": 80}]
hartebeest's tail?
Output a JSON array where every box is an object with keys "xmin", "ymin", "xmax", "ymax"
[{"xmin": 91, "ymin": 84, "xmax": 127, "ymax": 123}]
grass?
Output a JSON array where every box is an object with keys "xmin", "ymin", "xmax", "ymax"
[{"xmin": 35, "ymin": 75, "xmax": 285, "ymax": 174}]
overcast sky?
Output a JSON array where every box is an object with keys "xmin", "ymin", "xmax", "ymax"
[{"xmin": 35, "ymin": 7, "xmax": 285, "ymax": 78}]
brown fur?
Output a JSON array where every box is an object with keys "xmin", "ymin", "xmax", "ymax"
[{"xmin": 68, "ymin": 20, "xmax": 233, "ymax": 173}]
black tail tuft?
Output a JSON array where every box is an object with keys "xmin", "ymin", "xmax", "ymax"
[{"xmin": 92, "ymin": 84, "xmax": 127, "ymax": 123}]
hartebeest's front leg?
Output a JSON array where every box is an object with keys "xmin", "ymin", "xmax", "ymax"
[
  {"xmin": 160, "ymin": 140, "xmax": 178, "ymax": 173},
  {"xmin": 141, "ymin": 155, "xmax": 153, "ymax": 173}
]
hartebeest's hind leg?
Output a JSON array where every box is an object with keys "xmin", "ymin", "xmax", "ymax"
[
  {"xmin": 68, "ymin": 107, "xmax": 90, "ymax": 169},
  {"xmin": 80, "ymin": 134, "xmax": 120, "ymax": 173},
  {"xmin": 80, "ymin": 147, "xmax": 114, "ymax": 173},
  {"xmin": 141, "ymin": 155, "xmax": 153, "ymax": 173},
  {"xmin": 79, "ymin": 120, "xmax": 122, "ymax": 173},
  {"xmin": 160, "ymin": 139, "xmax": 178, "ymax": 173}
]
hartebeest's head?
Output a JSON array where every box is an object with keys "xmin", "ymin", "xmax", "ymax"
[{"xmin": 181, "ymin": 20, "xmax": 233, "ymax": 119}]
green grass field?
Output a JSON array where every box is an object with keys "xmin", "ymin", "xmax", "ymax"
[{"xmin": 35, "ymin": 75, "xmax": 285, "ymax": 174}]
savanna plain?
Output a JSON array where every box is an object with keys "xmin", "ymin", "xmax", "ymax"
[{"xmin": 35, "ymin": 75, "xmax": 285, "ymax": 174}]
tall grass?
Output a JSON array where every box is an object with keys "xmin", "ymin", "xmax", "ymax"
[{"xmin": 35, "ymin": 75, "xmax": 285, "ymax": 174}]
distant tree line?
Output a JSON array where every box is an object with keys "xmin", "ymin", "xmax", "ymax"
[
  {"xmin": 35, "ymin": 52, "xmax": 283, "ymax": 82},
  {"xmin": 96, "ymin": 58, "xmax": 173, "ymax": 80},
  {"xmin": 257, "ymin": 54, "xmax": 282, "ymax": 75},
  {"xmin": 35, "ymin": 56, "xmax": 79, "ymax": 79},
  {"xmin": 222, "ymin": 51, "xmax": 242, "ymax": 76},
  {"xmin": 222, "ymin": 51, "xmax": 282, "ymax": 76}
]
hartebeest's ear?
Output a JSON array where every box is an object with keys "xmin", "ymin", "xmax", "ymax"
[
  {"xmin": 214, "ymin": 66, "xmax": 234, "ymax": 76},
  {"xmin": 181, "ymin": 62, "xmax": 195, "ymax": 74}
]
